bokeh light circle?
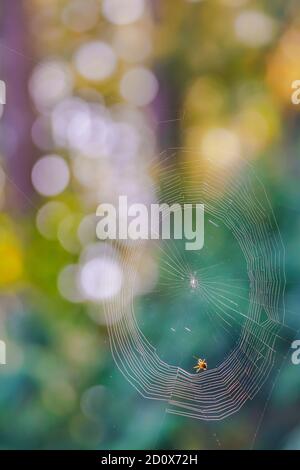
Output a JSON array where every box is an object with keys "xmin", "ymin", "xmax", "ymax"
[
  {"xmin": 79, "ymin": 257, "xmax": 123, "ymax": 301},
  {"xmin": 74, "ymin": 41, "xmax": 117, "ymax": 82},
  {"xmin": 29, "ymin": 60, "xmax": 73, "ymax": 110},
  {"xmin": 120, "ymin": 67, "xmax": 159, "ymax": 106},
  {"xmin": 31, "ymin": 155, "xmax": 70, "ymax": 197},
  {"xmin": 102, "ymin": 0, "xmax": 145, "ymax": 25}
]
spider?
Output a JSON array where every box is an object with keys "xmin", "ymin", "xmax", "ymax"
[{"xmin": 193, "ymin": 357, "xmax": 207, "ymax": 373}]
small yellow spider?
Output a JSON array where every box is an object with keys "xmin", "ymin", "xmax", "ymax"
[{"xmin": 193, "ymin": 358, "xmax": 207, "ymax": 373}]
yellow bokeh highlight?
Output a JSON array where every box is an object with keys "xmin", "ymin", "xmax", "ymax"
[{"xmin": 0, "ymin": 216, "xmax": 23, "ymax": 287}]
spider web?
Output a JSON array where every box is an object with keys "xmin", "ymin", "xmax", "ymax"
[{"xmin": 103, "ymin": 151, "xmax": 292, "ymax": 422}]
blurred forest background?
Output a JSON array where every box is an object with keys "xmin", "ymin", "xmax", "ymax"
[{"xmin": 0, "ymin": 0, "xmax": 300, "ymax": 449}]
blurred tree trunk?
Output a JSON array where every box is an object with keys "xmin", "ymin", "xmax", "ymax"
[{"xmin": 1, "ymin": 0, "xmax": 36, "ymax": 212}]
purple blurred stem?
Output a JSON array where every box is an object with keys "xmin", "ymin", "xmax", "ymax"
[{"xmin": 1, "ymin": 0, "xmax": 36, "ymax": 211}]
